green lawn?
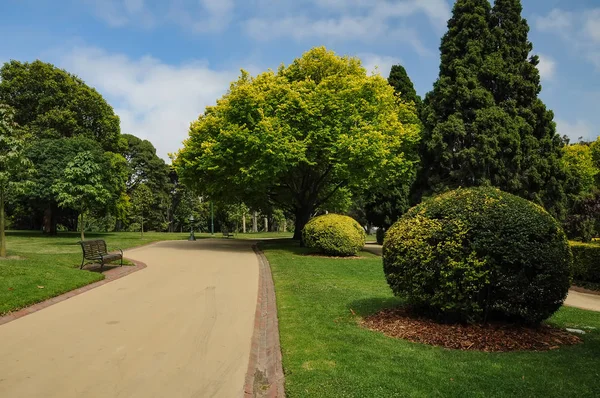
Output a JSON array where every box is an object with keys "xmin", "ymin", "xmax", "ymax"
[
  {"xmin": 261, "ymin": 240, "xmax": 600, "ymax": 398},
  {"xmin": 0, "ymin": 230, "xmax": 190, "ymax": 315}
]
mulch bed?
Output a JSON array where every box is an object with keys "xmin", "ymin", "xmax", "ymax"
[{"xmin": 361, "ymin": 308, "xmax": 582, "ymax": 352}]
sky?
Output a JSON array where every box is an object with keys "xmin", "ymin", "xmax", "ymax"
[{"xmin": 1, "ymin": 0, "xmax": 599, "ymax": 161}]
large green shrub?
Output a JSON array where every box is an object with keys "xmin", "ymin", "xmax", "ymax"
[
  {"xmin": 571, "ymin": 243, "xmax": 600, "ymax": 285},
  {"xmin": 383, "ymin": 187, "xmax": 572, "ymax": 324},
  {"xmin": 303, "ymin": 214, "xmax": 365, "ymax": 257}
]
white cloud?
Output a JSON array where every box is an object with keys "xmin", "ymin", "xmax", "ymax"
[
  {"xmin": 358, "ymin": 53, "xmax": 402, "ymax": 77},
  {"xmin": 535, "ymin": 9, "xmax": 573, "ymax": 32},
  {"xmin": 535, "ymin": 8, "xmax": 600, "ymax": 69},
  {"xmin": 245, "ymin": 0, "xmax": 449, "ymax": 51},
  {"xmin": 86, "ymin": 0, "xmax": 154, "ymax": 28},
  {"xmin": 56, "ymin": 47, "xmax": 240, "ymax": 161},
  {"xmin": 555, "ymin": 119, "xmax": 595, "ymax": 143},
  {"xmin": 584, "ymin": 10, "xmax": 600, "ymax": 43},
  {"xmin": 245, "ymin": 16, "xmax": 430, "ymax": 56},
  {"xmin": 536, "ymin": 54, "xmax": 556, "ymax": 81},
  {"xmin": 168, "ymin": 0, "xmax": 235, "ymax": 33}
]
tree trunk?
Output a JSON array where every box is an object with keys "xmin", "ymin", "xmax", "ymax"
[
  {"xmin": 0, "ymin": 189, "xmax": 6, "ymax": 257},
  {"xmin": 141, "ymin": 216, "xmax": 144, "ymax": 238},
  {"xmin": 242, "ymin": 213, "xmax": 246, "ymax": 233},
  {"xmin": 42, "ymin": 204, "xmax": 58, "ymax": 235},
  {"xmin": 293, "ymin": 206, "xmax": 313, "ymax": 243},
  {"xmin": 80, "ymin": 211, "xmax": 85, "ymax": 241},
  {"xmin": 252, "ymin": 211, "xmax": 258, "ymax": 233},
  {"xmin": 264, "ymin": 217, "xmax": 268, "ymax": 232}
]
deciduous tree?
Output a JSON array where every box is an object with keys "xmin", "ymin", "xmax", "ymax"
[
  {"xmin": 53, "ymin": 152, "xmax": 112, "ymax": 240},
  {"xmin": 0, "ymin": 104, "xmax": 33, "ymax": 257},
  {"xmin": 175, "ymin": 47, "xmax": 420, "ymax": 239}
]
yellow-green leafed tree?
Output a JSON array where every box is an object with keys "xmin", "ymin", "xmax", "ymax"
[{"xmin": 175, "ymin": 47, "xmax": 421, "ymax": 239}]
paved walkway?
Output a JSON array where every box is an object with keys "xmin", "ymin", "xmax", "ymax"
[
  {"xmin": 364, "ymin": 244, "xmax": 600, "ymax": 312},
  {"xmin": 0, "ymin": 239, "xmax": 259, "ymax": 398}
]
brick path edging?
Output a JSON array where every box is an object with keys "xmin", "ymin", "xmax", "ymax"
[
  {"xmin": 0, "ymin": 258, "xmax": 147, "ymax": 326},
  {"xmin": 244, "ymin": 245, "xmax": 285, "ymax": 397}
]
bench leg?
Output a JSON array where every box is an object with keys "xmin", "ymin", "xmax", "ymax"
[{"xmin": 80, "ymin": 258, "xmax": 85, "ymax": 270}]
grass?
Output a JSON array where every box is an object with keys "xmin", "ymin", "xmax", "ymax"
[
  {"xmin": 261, "ymin": 240, "xmax": 600, "ymax": 398},
  {"xmin": 0, "ymin": 230, "xmax": 190, "ymax": 315}
]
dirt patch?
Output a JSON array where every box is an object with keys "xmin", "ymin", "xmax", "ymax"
[
  {"xmin": 361, "ymin": 308, "xmax": 582, "ymax": 352},
  {"xmin": 0, "ymin": 256, "xmax": 25, "ymax": 260}
]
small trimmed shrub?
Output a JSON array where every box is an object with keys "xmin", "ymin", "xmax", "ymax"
[
  {"xmin": 383, "ymin": 187, "xmax": 572, "ymax": 324},
  {"xmin": 571, "ymin": 243, "xmax": 600, "ymax": 285},
  {"xmin": 303, "ymin": 214, "xmax": 365, "ymax": 257},
  {"xmin": 376, "ymin": 227, "xmax": 385, "ymax": 245}
]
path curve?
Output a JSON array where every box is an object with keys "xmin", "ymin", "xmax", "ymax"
[{"xmin": 0, "ymin": 239, "xmax": 259, "ymax": 398}]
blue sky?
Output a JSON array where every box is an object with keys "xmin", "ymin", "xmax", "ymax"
[{"xmin": 1, "ymin": 0, "xmax": 599, "ymax": 160}]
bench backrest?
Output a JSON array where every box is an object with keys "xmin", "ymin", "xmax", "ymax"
[{"xmin": 80, "ymin": 240, "xmax": 108, "ymax": 258}]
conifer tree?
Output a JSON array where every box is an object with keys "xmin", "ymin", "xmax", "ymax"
[
  {"xmin": 419, "ymin": 0, "xmax": 567, "ymax": 218},
  {"xmin": 486, "ymin": 0, "xmax": 567, "ymax": 217},
  {"xmin": 419, "ymin": 0, "xmax": 496, "ymax": 195},
  {"xmin": 388, "ymin": 65, "xmax": 421, "ymax": 107}
]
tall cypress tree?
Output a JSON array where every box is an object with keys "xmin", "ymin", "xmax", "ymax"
[
  {"xmin": 419, "ymin": 0, "xmax": 499, "ymax": 195},
  {"xmin": 486, "ymin": 0, "xmax": 567, "ymax": 218},
  {"xmin": 388, "ymin": 65, "xmax": 421, "ymax": 106},
  {"xmin": 419, "ymin": 0, "xmax": 567, "ymax": 218}
]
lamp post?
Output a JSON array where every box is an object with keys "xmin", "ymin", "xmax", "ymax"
[{"xmin": 188, "ymin": 215, "xmax": 196, "ymax": 241}]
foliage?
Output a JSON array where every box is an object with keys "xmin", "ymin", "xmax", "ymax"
[
  {"xmin": 52, "ymin": 151, "xmax": 112, "ymax": 240},
  {"xmin": 0, "ymin": 60, "xmax": 120, "ymax": 151},
  {"xmin": 570, "ymin": 243, "xmax": 600, "ymax": 285},
  {"xmin": 388, "ymin": 64, "xmax": 421, "ymax": 116},
  {"xmin": 383, "ymin": 187, "xmax": 571, "ymax": 324},
  {"xmin": 121, "ymin": 134, "xmax": 169, "ymax": 193},
  {"xmin": 302, "ymin": 214, "xmax": 365, "ymax": 256},
  {"xmin": 175, "ymin": 47, "xmax": 420, "ymax": 240},
  {"xmin": 130, "ymin": 183, "xmax": 154, "ymax": 236},
  {"xmin": 418, "ymin": 0, "xmax": 567, "ymax": 219},
  {"xmin": 261, "ymin": 240, "xmax": 600, "ymax": 398},
  {"xmin": 564, "ymin": 192, "xmax": 600, "ymax": 242},
  {"xmin": 0, "ymin": 104, "xmax": 33, "ymax": 256},
  {"xmin": 562, "ymin": 143, "xmax": 598, "ymax": 203},
  {"xmin": 376, "ymin": 227, "xmax": 385, "ymax": 245}
]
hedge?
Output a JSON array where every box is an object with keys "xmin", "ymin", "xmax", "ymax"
[{"xmin": 570, "ymin": 242, "xmax": 600, "ymax": 285}]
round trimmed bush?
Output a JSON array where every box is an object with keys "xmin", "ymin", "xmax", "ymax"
[
  {"xmin": 383, "ymin": 187, "xmax": 572, "ymax": 324},
  {"xmin": 303, "ymin": 214, "xmax": 366, "ymax": 257}
]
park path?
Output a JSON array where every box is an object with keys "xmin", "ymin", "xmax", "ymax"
[
  {"xmin": 0, "ymin": 239, "xmax": 259, "ymax": 398},
  {"xmin": 364, "ymin": 244, "xmax": 600, "ymax": 312}
]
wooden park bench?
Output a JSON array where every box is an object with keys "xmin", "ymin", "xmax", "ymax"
[
  {"xmin": 79, "ymin": 240, "xmax": 123, "ymax": 270},
  {"xmin": 222, "ymin": 229, "xmax": 232, "ymax": 238}
]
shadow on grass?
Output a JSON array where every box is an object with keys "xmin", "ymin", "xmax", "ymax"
[{"xmin": 347, "ymin": 296, "xmax": 406, "ymax": 317}]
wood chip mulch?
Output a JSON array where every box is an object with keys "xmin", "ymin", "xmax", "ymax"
[{"xmin": 361, "ymin": 308, "xmax": 582, "ymax": 352}]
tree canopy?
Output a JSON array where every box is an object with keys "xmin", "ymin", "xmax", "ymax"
[
  {"xmin": 388, "ymin": 64, "xmax": 421, "ymax": 111},
  {"xmin": 418, "ymin": 0, "xmax": 566, "ymax": 218},
  {"xmin": 0, "ymin": 104, "xmax": 32, "ymax": 256},
  {"xmin": 53, "ymin": 151, "xmax": 112, "ymax": 240},
  {"xmin": 175, "ymin": 47, "xmax": 421, "ymax": 238},
  {"xmin": 0, "ymin": 60, "xmax": 120, "ymax": 151}
]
